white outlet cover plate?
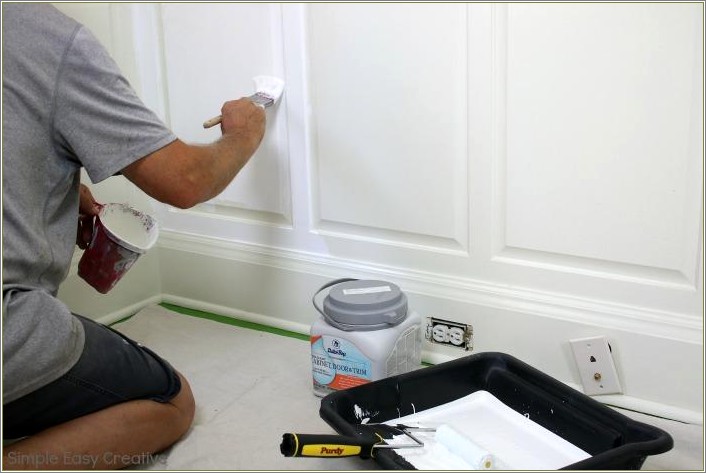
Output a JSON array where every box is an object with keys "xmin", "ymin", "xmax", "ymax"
[{"xmin": 569, "ymin": 336, "xmax": 623, "ymax": 395}]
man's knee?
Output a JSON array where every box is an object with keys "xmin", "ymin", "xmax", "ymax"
[{"xmin": 170, "ymin": 373, "xmax": 195, "ymax": 436}]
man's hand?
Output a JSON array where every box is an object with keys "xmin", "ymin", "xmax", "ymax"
[
  {"xmin": 77, "ymin": 184, "xmax": 102, "ymax": 250},
  {"xmin": 219, "ymin": 98, "xmax": 266, "ymax": 153}
]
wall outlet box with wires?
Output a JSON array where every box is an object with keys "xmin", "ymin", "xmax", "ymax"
[{"xmin": 425, "ymin": 317, "xmax": 473, "ymax": 350}]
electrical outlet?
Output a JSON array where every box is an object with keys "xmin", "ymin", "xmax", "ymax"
[
  {"xmin": 569, "ymin": 336, "xmax": 622, "ymax": 395},
  {"xmin": 425, "ymin": 317, "xmax": 473, "ymax": 350}
]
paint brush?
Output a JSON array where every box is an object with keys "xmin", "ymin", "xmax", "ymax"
[{"xmin": 203, "ymin": 75, "xmax": 285, "ymax": 129}]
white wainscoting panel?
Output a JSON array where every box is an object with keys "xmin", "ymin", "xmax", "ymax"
[
  {"xmin": 160, "ymin": 3, "xmax": 291, "ymax": 222},
  {"xmin": 499, "ymin": 4, "xmax": 703, "ymax": 283},
  {"xmin": 472, "ymin": 3, "xmax": 704, "ymax": 317},
  {"xmin": 307, "ymin": 4, "xmax": 469, "ymax": 253}
]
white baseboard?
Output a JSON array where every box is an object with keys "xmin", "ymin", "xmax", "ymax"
[
  {"xmin": 95, "ymin": 295, "xmax": 163, "ymax": 326},
  {"xmin": 154, "ymin": 231, "xmax": 703, "ymax": 424},
  {"xmin": 159, "ymin": 293, "xmax": 701, "ymax": 425},
  {"xmin": 161, "ymin": 293, "xmax": 311, "ymax": 336},
  {"xmin": 158, "ymin": 231, "xmax": 701, "ymax": 342}
]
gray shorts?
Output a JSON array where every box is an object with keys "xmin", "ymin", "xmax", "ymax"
[{"xmin": 3, "ymin": 314, "xmax": 182, "ymax": 440}]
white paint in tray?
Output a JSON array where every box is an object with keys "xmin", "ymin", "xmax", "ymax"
[{"xmin": 384, "ymin": 390, "xmax": 590, "ymax": 470}]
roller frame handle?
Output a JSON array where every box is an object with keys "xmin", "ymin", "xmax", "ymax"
[{"xmin": 280, "ymin": 433, "xmax": 377, "ymax": 459}]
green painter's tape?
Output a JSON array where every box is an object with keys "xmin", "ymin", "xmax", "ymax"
[
  {"xmin": 110, "ymin": 314, "xmax": 137, "ymax": 326},
  {"xmin": 159, "ymin": 302, "xmax": 310, "ymax": 341},
  {"xmin": 113, "ymin": 302, "xmax": 432, "ymax": 367}
]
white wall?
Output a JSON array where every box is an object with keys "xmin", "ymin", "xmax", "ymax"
[{"xmin": 56, "ymin": 3, "xmax": 704, "ymax": 421}]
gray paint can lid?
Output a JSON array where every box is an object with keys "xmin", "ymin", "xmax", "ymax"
[{"xmin": 322, "ymin": 280, "xmax": 408, "ymax": 331}]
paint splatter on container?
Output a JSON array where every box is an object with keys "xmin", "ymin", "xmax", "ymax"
[{"xmin": 78, "ymin": 203, "xmax": 159, "ymax": 294}]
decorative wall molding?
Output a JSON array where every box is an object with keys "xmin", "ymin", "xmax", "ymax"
[
  {"xmin": 493, "ymin": 247, "xmax": 698, "ymax": 290},
  {"xmin": 159, "ymin": 230, "xmax": 702, "ymax": 344},
  {"xmin": 168, "ymin": 204, "xmax": 293, "ymax": 228},
  {"xmin": 154, "ymin": 3, "xmax": 293, "ymax": 227},
  {"xmin": 489, "ymin": 3, "xmax": 704, "ymax": 289},
  {"xmin": 305, "ymin": 4, "xmax": 471, "ymax": 256},
  {"xmin": 313, "ymin": 221, "xmax": 471, "ymax": 256}
]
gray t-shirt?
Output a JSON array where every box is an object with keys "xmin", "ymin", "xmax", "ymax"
[{"xmin": 2, "ymin": 4, "xmax": 177, "ymax": 403}]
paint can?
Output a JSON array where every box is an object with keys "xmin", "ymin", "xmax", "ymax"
[
  {"xmin": 78, "ymin": 203, "xmax": 159, "ymax": 294},
  {"xmin": 310, "ymin": 278, "xmax": 423, "ymax": 397}
]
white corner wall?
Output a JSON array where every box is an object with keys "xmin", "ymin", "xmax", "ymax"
[{"xmin": 56, "ymin": 3, "xmax": 703, "ymax": 422}]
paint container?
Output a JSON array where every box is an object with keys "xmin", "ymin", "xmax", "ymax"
[
  {"xmin": 310, "ymin": 279, "xmax": 422, "ymax": 397},
  {"xmin": 78, "ymin": 203, "xmax": 159, "ymax": 294}
]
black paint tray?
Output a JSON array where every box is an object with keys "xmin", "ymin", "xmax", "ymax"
[{"xmin": 319, "ymin": 352, "xmax": 673, "ymax": 470}]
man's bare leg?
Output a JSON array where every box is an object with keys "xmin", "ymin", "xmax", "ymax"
[{"xmin": 3, "ymin": 374, "xmax": 195, "ymax": 470}]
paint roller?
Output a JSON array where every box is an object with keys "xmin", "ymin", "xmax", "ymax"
[
  {"xmin": 281, "ymin": 423, "xmax": 494, "ymax": 469},
  {"xmin": 203, "ymin": 75, "xmax": 285, "ymax": 129},
  {"xmin": 435, "ymin": 424, "xmax": 495, "ymax": 470},
  {"xmin": 280, "ymin": 424, "xmax": 434, "ymax": 459},
  {"xmin": 280, "ymin": 432, "xmax": 383, "ymax": 459}
]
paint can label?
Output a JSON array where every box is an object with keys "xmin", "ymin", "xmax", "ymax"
[{"xmin": 311, "ymin": 335, "xmax": 372, "ymax": 396}]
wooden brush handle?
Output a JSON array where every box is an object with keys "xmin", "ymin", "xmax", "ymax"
[
  {"xmin": 203, "ymin": 94, "xmax": 272, "ymax": 129},
  {"xmin": 202, "ymin": 115, "xmax": 222, "ymax": 129}
]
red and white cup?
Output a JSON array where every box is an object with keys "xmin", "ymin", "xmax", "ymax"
[{"xmin": 78, "ymin": 203, "xmax": 159, "ymax": 294}]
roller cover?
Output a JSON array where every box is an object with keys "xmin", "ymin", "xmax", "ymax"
[{"xmin": 435, "ymin": 424, "xmax": 494, "ymax": 470}]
